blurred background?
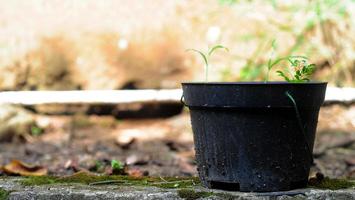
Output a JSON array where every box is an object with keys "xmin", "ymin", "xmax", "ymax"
[
  {"xmin": 1, "ymin": 0, "xmax": 354, "ymax": 90},
  {"xmin": 0, "ymin": 0, "xmax": 354, "ymax": 180}
]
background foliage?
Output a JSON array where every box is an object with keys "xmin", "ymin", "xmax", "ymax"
[{"xmin": 0, "ymin": 0, "xmax": 354, "ymax": 89}]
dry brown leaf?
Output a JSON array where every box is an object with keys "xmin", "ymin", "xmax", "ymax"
[
  {"xmin": 2, "ymin": 160, "xmax": 47, "ymax": 176},
  {"xmin": 126, "ymin": 168, "xmax": 148, "ymax": 177}
]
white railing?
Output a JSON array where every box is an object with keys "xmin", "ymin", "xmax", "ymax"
[{"xmin": 0, "ymin": 87, "xmax": 353, "ymax": 105}]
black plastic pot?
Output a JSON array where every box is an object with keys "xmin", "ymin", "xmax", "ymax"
[{"xmin": 181, "ymin": 82, "xmax": 327, "ymax": 192}]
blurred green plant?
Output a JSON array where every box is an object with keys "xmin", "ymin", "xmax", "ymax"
[
  {"xmin": 227, "ymin": 0, "xmax": 354, "ymax": 85},
  {"xmin": 30, "ymin": 125, "xmax": 44, "ymax": 137},
  {"xmin": 0, "ymin": 188, "xmax": 10, "ymax": 200},
  {"xmin": 218, "ymin": 0, "xmax": 238, "ymax": 5}
]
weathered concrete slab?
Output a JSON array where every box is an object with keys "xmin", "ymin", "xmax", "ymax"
[{"xmin": 0, "ymin": 177, "xmax": 354, "ymax": 200}]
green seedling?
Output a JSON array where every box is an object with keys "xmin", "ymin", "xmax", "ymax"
[
  {"xmin": 265, "ymin": 55, "xmax": 309, "ymax": 82},
  {"xmin": 265, "ymin": 39, "xmax": 311, "ymax": 82},
  {"xmin": 276, "ymin": 58, "xmax": 315, "ymax": 83},
  {"xmin": 187, "ymin": 45, "xmax": 229, "ymax": 82},
  {"xmin": 111, "ymin": 159, "xmax": 124, "ymax": 174}
]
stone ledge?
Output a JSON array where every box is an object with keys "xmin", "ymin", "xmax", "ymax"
[{"xmin": 0, "ymin": 178, "xmax": 354, "ymax": 200}]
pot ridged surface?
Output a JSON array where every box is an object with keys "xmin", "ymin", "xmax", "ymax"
[{"xmin": 182, "ymin": 82, "xmax": 327, "ymax": 192}]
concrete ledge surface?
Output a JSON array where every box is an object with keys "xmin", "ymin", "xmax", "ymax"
[{"xmin": 0, "ymin": 178, "xmax": 354, "ymax": 200}]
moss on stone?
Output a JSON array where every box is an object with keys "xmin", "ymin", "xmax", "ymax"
[
  {"xmin": 215, "ymin": 193, "xmax": 237, "ymax": 200},
  {"xmin": 308, "ymin": 177, "xmax": 355, "ymax": 190},
  {"xmin": 0, "ymin": 188, "xmax": 10, "ymax": 200},
  {"xmin": 20, "ymin": 171, "xmax": 201, "ymax": 189},
  {"xmin": 177, "ymin": 189, "xmax": 213, "ymax": 200},
  {"xmin": 20, "ymin": 176, "xmax": 57, "ymax": 186}
]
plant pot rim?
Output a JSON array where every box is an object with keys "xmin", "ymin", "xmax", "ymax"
[{"xmin": 182, "ymin": 81, "xmax": 327, "ymax": 85}]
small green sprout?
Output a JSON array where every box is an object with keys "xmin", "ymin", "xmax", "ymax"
[
  {"xmin": 187, "ymin": 45, "xmax": 229, "ymax": 82},
  {"xmin": 265, "ymin": 55, "xmax": 309, "ymax": 82},
  {"xmin": 111, "ymin": 159, "xmax": 124, "ymax": 174},
  {"xmin": 265, "ymin": 39, "xmax": 312, "ymax": 82},
  {"xmin": 265, "ymin": 40, "xmax": 315, "ymax": 83},
  {"xmin": 276, "ymin": 58, "xmax": 316, "ymax": 83},
  {"xmin": 30, "ymin": 125, "xmax": 44, "ymax": 136}
]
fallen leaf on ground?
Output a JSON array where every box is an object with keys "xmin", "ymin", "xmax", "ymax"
[
  {"xmin": 2, "ymin": 160, "xmax": 47, "ymax": 176},
  {"xmin": 126, "ymin": 168, "xmax": 149, "ymax": 177}
]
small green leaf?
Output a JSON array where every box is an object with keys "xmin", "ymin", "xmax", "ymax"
[
  {"xmin": 208, "ymin": 45, "xmax": 229, "ymax": 56},
  {"xmin": 293, "ymin": 60, "xmax": 300, "ymax": 67},
  {"xmin": 307, "ymin": 64, "xmax": 316, "ymax": 73},
  {"xmin": 267, "ymin": 58, "xmax": 272, "ymax": 70},
  {"xmin": 186, "ymin": 49, "xmax": 208, "ymax": 67},
  {"xmin": 288, "ymin": 58, "xmax": 295, "ymax": 66},
  {"xmin": 269, "ymin": 56, "xmax": 307, "ymax": 70},
  {"xmin": 296, "ymin": 70, "xmax": 301, "ymax": 76},
  {"xmin": 299, "ymin": 63, "xmax": 315, "ymax": 82},
  {"xmin": 276, "ymin": 70, "xmax": 290, "ymax": 82}
]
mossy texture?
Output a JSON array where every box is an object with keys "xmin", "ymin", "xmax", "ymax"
[
  {"xmin": 309, "ymin": 177, "xmax": 355, "ymax": 190},
  {"xmin": 177, "ymin": 189, "xmax": 213, "ymax": 200},
  {"xmin": 20, "ymin": 171, "xmax": 200, "ymax": 189},
  {"xmin": 0, "ymin": 188, "xmax": 10, "ymax": 200}
]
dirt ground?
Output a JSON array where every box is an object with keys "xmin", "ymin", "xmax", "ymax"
[{"xmin": 0, "ymin": 104, "xmax": 354, "ymax": 179}]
